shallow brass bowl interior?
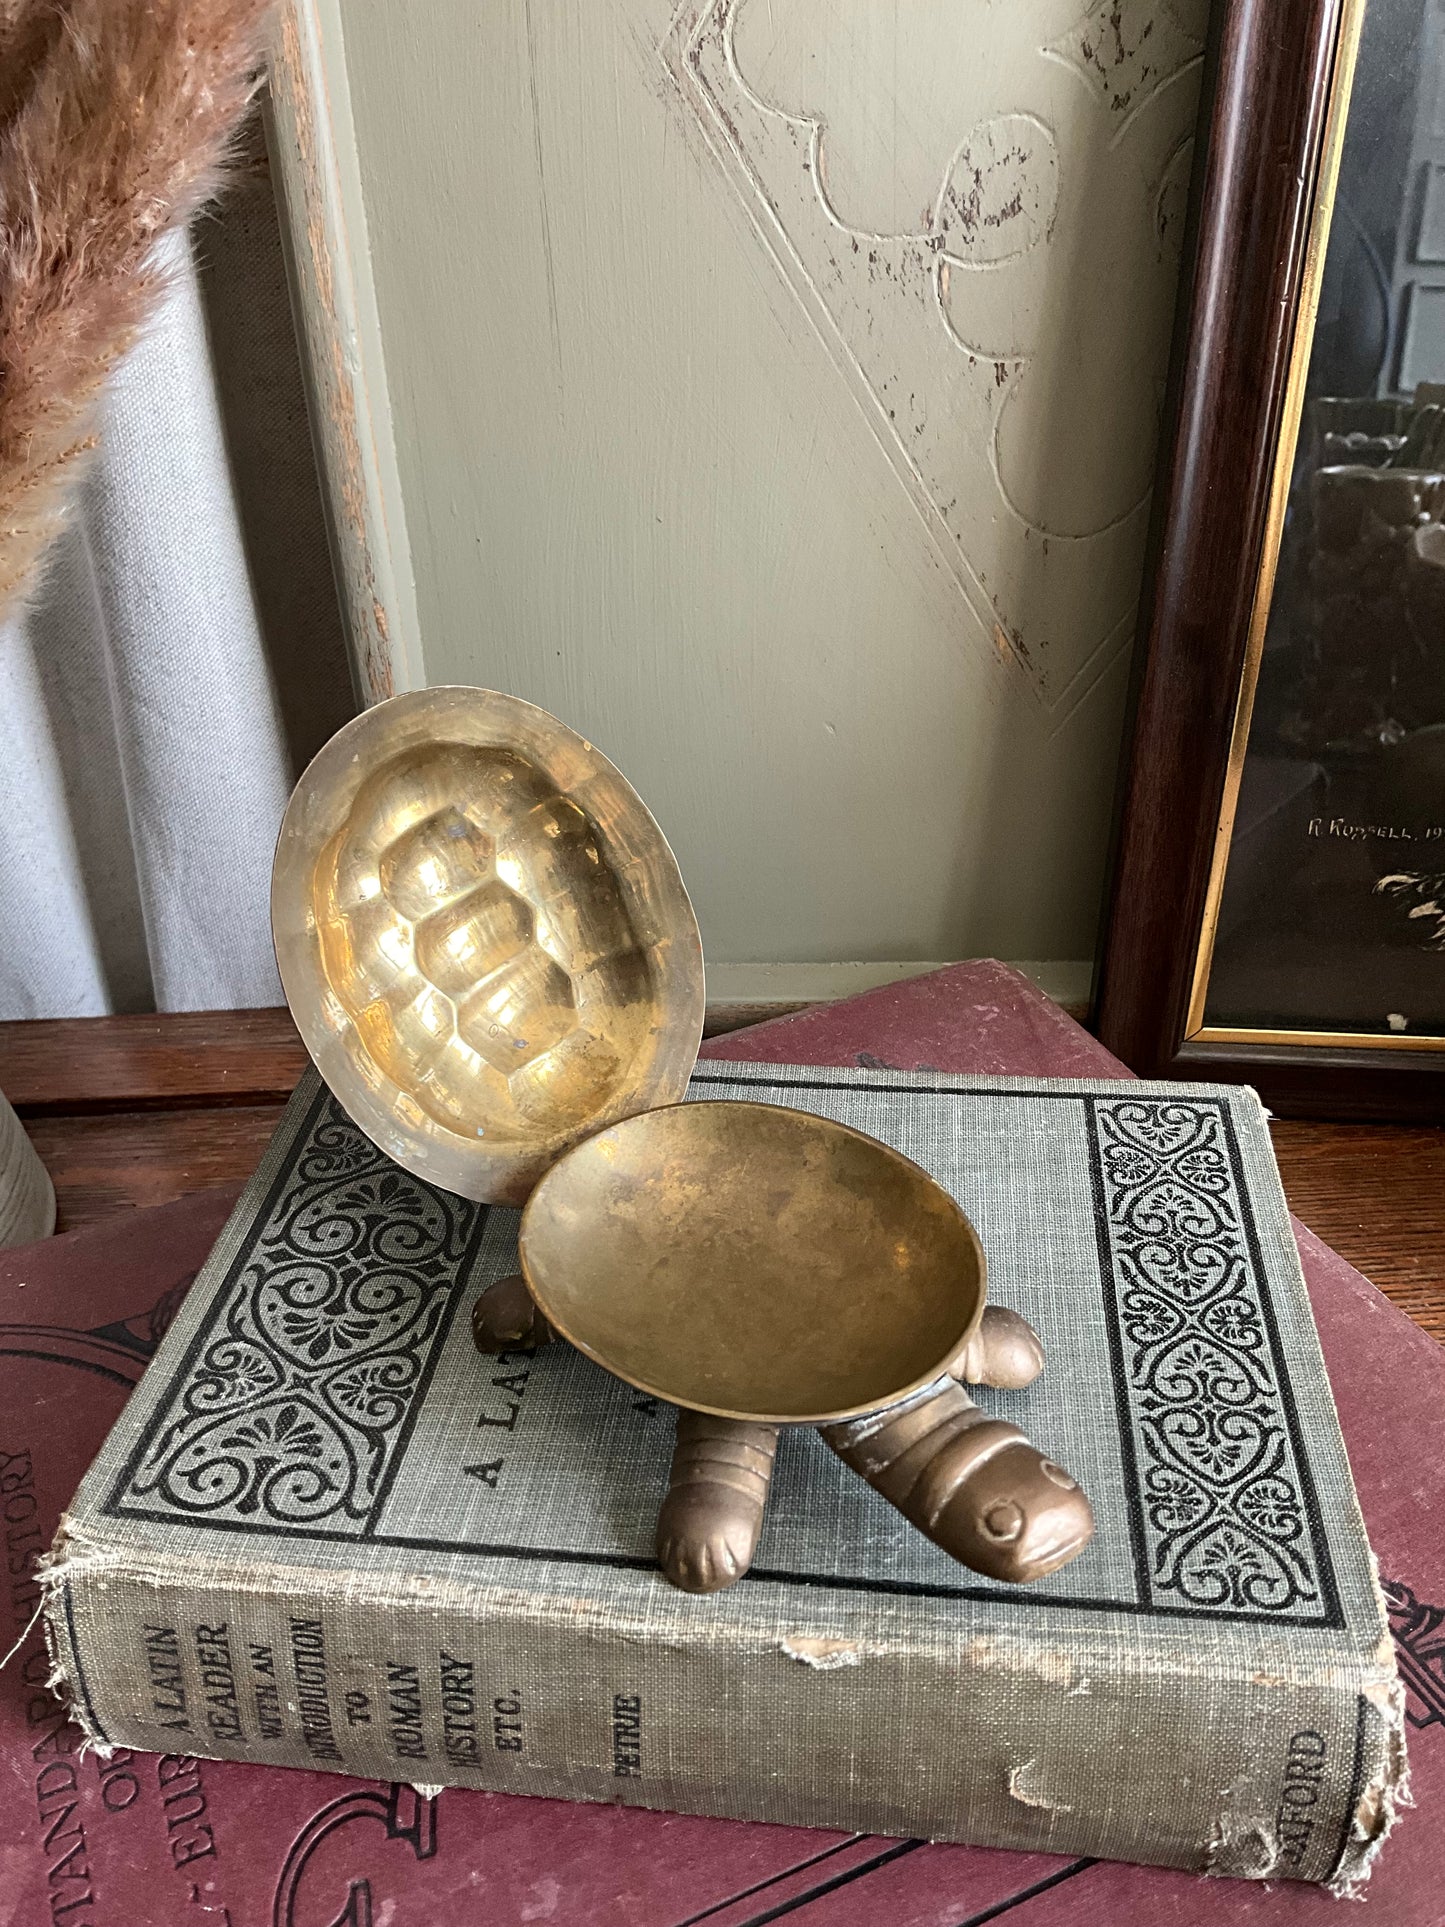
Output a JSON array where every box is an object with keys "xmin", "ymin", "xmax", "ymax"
[
  {"xmin": 272, "ymin": 688, "xmax": 704, "ymax": 1204},
  {"xmin": 519, "ymin": 1101, "xmax": 987, "ymax": 1423}
]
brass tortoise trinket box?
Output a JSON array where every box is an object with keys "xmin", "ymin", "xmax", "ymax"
[{"xmin": 274, "ymin": 688, "xmax": 1094, "ymax": 1595}]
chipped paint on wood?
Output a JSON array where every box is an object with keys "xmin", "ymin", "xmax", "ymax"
[{"xmin": 265, "ymin": 1, "xmax": 418, "ymax": 705}]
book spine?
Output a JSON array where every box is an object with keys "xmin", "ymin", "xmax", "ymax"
[{"xmin": 43, "ymin": 1524, "xmax": 1405, "ymax": 1888}]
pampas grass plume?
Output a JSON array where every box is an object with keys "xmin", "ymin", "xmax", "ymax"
[{"xmin": 0, "ymin": 0, "xmax": 273, "ymax": 618}]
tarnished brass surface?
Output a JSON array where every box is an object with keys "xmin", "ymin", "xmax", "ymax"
[
  {"xmin": 657, "ymin": 1411, "xmax": 780, "ymax": 1594},
  {"xmin": 499, "ymin": 1109, "xmax": 1093, "ymax": 1590},
  {"xmin": 822, "ymin": 1379, "xmax": 1095, "ymax": 1584},
  {"xmin": 518, "ymin": 1099, "xmax": 986, "ymax": 1424},
  {"xmin": 652, "ymin": 1304, "xmax": 1074, "ymax": 1591},
  {"xmin": 272, "ymin": 688, "xmax": 704, "ymax": 1204},
  {"xmin": 954, "ymin": 1304, "xmax": 1044, "ymax": 1390},
  {"xmin": 471, "ymin": 1273, "xmax": 553, "ymax": 1352}
]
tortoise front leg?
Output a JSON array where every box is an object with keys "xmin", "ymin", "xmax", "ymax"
[
  {"xmin": 472, "ymin": 1277, "xmax": 777, "ymax": 1594},
  {"xmin": 472, "ymin": 1275, "xmax": 1081, "ymax": 1590},
  {"xmin": 820, "ymin": 1376, "xmax": 1092, "ymax": 1583},
  {"xmin": 651, "ymin": 1305, "xmax": 1048, "ymax": 1594},
  {"xmin": 657, "ymin": 1411, "xmax": 779, "ymax": 1593},
  {"xmin": 823, "ymin": 1305, "xmax": 1090, "ymax": 1584}
]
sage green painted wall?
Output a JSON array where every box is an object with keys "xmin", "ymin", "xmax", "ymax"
[{"xmin": 331, "ymin": 0, "xmax": 1205, "ymax": 971}]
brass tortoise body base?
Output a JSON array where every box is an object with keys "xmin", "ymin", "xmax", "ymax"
[{"xmin": 473, "ymin": 1285, "xmax": 1090, "ymax": 1593}]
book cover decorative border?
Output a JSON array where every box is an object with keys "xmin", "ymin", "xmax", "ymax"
[
  {"xmin": 101, "ymin": 1074, "xmax": 1341, "ymax": 1628},
  {"xmin": 114, "ymin": 1086, "xmax": 488, "ymax": 1533},
  {"xmin": 1089, "ymin": 1097, "xmax": 1336, "ymax": 1622}
]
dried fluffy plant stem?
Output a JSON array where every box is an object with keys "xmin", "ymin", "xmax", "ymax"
[{"xmin": 0, "ymin": 0, "xmax": 273, "ymax": 618}]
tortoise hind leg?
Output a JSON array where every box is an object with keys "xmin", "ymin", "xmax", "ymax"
[
  {"xmin": 954, "ymin": 1303, "xmax": 1045, "ymax": 1391},
  {"xmin": 657, "ymin": 1412, "xmax": 779, "ymax": 1593},
  {"xmin": 472, "ymin": 1273, "xmax": 553, "ymax": 1353}
]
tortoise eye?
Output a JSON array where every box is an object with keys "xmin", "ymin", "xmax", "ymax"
[{"xmin": 981, "ymin": 1500, "xmax": 1025, "ymax": 1543}]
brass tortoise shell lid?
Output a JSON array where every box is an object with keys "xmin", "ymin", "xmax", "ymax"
[{"xmin": 271, "ymin": 687, "xmax": 705, "ymax": 1205}]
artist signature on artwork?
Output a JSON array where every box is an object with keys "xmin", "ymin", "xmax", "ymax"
[{"xmin": 1307, "ymin": 817, "xmax": 1445, "ymax": 843}]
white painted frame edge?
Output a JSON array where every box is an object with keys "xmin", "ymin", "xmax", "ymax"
[{"xmin": 265, "ymin": 0, "xmax": 422, "ymax": 706}]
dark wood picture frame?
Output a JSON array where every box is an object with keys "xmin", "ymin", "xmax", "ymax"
[{"xmin": 1094, "ymin": 0, "xmax": 1445, "ymax": 1121}]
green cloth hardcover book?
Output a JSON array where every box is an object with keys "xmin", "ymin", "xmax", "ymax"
[{"xmin": 43, "ymin": 1063, "xmax": 1405, "ymax": 1886}]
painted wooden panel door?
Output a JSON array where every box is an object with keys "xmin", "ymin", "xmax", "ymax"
[{"xmin": 330, "ymin": 0, "xmax": 1206, "ymax": 979}]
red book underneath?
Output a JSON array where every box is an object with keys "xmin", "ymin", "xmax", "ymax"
[{"xmin": 2, "ymin": 963, "xmax": 1440, "ymax": 1926}]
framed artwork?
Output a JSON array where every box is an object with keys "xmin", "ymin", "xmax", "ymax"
[{"xmin": 1096, "ymin": 0, "xmax": 1445, "ymax": 1118}]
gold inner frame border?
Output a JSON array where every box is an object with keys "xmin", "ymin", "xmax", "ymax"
[{"xmin": 1183, "ymin": 0, "xmax": 1445, "ymax": 1055}]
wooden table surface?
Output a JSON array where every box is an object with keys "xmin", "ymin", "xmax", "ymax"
[{"xmin": 3, "ymin": 1006, "xmax": 1442, "ymax": 1345}]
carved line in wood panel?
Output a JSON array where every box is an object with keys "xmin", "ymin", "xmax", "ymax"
[{"xmin": 661, "ymin": 0, "xmax": 1206, "ymax": 714}]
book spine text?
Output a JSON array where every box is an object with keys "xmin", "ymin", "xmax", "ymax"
[{"xmin": 43, "ymin": 1530, "xmax": 1402, "ymax": 1887}]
